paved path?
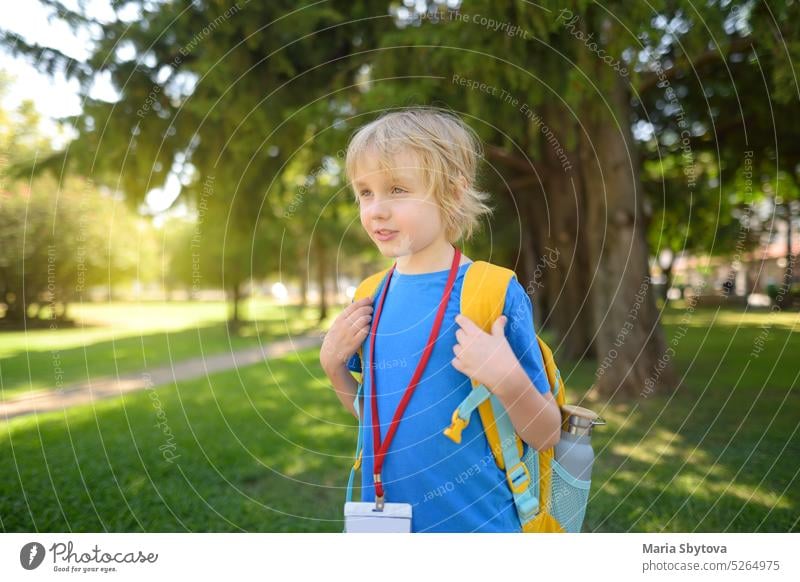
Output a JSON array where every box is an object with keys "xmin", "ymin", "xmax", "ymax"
[{"xmin": 0, "ymin": 334, "xmax": 323, "ymax": 422}]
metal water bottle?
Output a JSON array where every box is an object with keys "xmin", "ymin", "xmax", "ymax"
[{"xmin": 553, "ymin": 404, "xmax": 605, "ymax": 481}]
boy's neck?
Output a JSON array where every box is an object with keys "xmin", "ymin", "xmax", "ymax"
[{"xmin": 394, "ymin": 238, "xmax": 468, "ymax": 275}]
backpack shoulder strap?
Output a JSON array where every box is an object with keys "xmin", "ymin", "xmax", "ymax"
[
  {"xmin": 461, "ymin": 260, "xmax": 517, "ymax": 332},
  {"xmin": 445, "ymin": 260, "xmax": 571, "ymax": 532},
  {"xmin": 458, "ymin": 260, "xmax": 543, "ymax": 526},
  {"xmin": 522, "ymin": 335, "xmax": 569, "ymax": 532},
  {"xmin": 353, "ymin": 267, "xmax": 391, "ymax": 366},
  {"xmin": 354, "ymin": 267, "xmax": 391, "ymax": 302},
  {"xmin": 458, "ymin": 260, "xmax": 525, "ymax": 470},
  {"xmin": 536, "ymin": 337, "xmax": 567, "ymax": 408}
]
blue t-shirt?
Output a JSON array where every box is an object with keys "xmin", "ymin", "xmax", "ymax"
[{"xmin": 346, "ymin": 262, "xmax": 550, "ymax": 533}]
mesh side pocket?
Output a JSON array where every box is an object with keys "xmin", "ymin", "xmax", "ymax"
[{"xmin": 549, "ymin": 459, "xmax": 590, "ymax": 533}]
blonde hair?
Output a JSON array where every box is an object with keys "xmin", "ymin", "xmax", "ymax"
[{"xmin": 344, "ymin": 107, "xmax": 493, "ymax": 242}]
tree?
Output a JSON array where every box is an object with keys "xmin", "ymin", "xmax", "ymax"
[
  {"xmin": 0, "ymin": 75, "xmax": 147, "ymax": 325},
  {"xmin": 346, "ymin": 1, "xmax": 673, "ymax": 396},
  {"xmin": 340, "ymin": 0, "xmax": 799, "ymax": 397},
  {"xmin": 1, "ymin": 0, "xmax": 395, "ymax": 322},
  {"xmin": 635, "ymin": 3, "xmax": 800, "ymax": 306}
]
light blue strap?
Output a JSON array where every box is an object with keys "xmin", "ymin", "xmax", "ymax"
[
  {"xmin": 455, "ymin": 383, "xmax": 492, "ymax": 421},
  {"xmin": 345, "ymin": 381, "xmax": 364, "ymax": 505},
  {"xmin": 488, "ymin": 393, "xmax": 540, "ymax": 524}
]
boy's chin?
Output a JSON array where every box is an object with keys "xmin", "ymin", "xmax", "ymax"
[
  {"xmin": 377, "ymin": 248, "xmax": 405, "ymax": 258},
  {"xmin": 375, "ymin": 236, "xmax": 414, "ymax": 257},
  {"xmin": 377, "ymin": 246, "xmax": 415, "ymax": 259}
]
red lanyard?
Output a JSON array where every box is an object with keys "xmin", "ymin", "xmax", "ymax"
[{"xmin": 368, "ymin": 245, "xmax": 462, "ymax": 504}]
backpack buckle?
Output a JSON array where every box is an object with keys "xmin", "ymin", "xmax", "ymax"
[
  {"xmin": 443, "ymin": 409, "xmax": 469, "ymax": 444},
  {"xmin": 506, "ymin": 462, "xmax": 531, "ymax": 493}
]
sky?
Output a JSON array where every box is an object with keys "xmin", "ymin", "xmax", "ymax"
[{"xmin": 1, "ymin": 0, "xmax": 184, "ymax": 219}]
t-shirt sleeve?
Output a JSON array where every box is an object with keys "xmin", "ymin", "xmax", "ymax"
[{"xmin": 502, "ymin": 278, "xmax": 550, "ymax": 395}]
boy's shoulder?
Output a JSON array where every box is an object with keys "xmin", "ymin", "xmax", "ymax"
[
  {"xmin": 353, "ymin": 267, "xmax": 392, "ymax": 301},
  {"xmin": 353, "ymin": 260, "xmax": 520, "ymax": 299},
  {"xmin": 461, "ymin": 260, "xmax": 519, "ymax": 302},
  {"xmin": 466, "ymin": 259, "xmax": 517, "ymax": 280}
]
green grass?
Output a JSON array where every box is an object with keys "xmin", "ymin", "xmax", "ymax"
[
  {"xmin": 565, "ymin": 306, "xmax": 800, "ymax": 532},
  {"xmin": 0, "ymin": 348, "xmax": 356, "ymax": 532},
  {"xmin": 0, "ymin": 300, "xmax": 320, "ymax": 401},
  {"xmin": 0, "ymin": 305, "xmax": 797, "ymax": 532}
]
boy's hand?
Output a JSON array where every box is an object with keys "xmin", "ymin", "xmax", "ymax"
[
  {"xmin": 451, "ymin": 313, "xmax": 519, "ymax": 394},
  {"xmin": 320, "ymin": 296, "xmax": 373, "ymax": 373}
]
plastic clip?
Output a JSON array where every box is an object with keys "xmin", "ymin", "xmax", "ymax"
[{"xmin": 443, "ymin": 409, "xmax": 469, "ymax": 444}]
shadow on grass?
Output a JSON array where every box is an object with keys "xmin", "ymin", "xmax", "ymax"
[
  {"xmin": 568, "ymin": 307, "xmax": 799, "ymax": 532},
  {"xmin": 2, "ymin": 306, "xmax": 796, "ymax": 533},
  {"xmin": 0, "ymin": 348, "xmax": 357, "ymax": 532}
]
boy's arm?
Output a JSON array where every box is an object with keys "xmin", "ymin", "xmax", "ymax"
[
  {"xmin": 493, "ymin": 364, "xmax": 561, "ymax": 451},
  {"xmin": 463, "ymin": 279, "xmax": 560, "ymax": 451},
  {"xmin": 492, "ymin": 284, "xmax": 561, "ymax": 451},
  {"xmin": 320, "ymin": 295, "xmax": 371, "ymax": 420},
  {"xmin": 323, "ymin": 360, "xmax": 362, "ymax": 419},
  {"xmin": 453, "ymin": 310, "xmax": 561, "ymax": 450}
]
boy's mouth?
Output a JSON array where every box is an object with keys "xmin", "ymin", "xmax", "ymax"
[{"xmin": 374, "ymin": 229, "xmax": 398, "ymax": 241}]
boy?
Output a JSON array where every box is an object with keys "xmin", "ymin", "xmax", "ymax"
[{"xmin": 320, "ymin": 108, "xmax": 560, "ymax": 532}]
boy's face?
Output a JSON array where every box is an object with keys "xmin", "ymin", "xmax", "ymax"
[{"xmin": 353, "ymin": 147, "xmax": 446, "ymax": 258}]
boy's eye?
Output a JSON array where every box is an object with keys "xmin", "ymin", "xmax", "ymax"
[
  {"xmin": 391, "ymin": 187, "xmax": 406, "ymax": 194},
  {"xmin": 359, "ymin": 190, "xmax": 372, "ymax": 198}
]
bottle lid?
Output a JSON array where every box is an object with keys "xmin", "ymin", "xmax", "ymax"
[{"xmin": 561, "ymin": 404, "xmax": 606, "ymax": 435}]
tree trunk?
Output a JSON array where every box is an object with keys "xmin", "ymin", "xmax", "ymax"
[
  {"xmin": 581, "ymin": 72, "xmax": 676, "ymax": 398},
  {"xmin": 229, "ymin": 283, "xmax": 241, "ymax": 325},
  {"xmin": 486, "ymin": 141, "xmax": 595, "ymax": 359},
  {"xmin": 539, "ymin": 101, "xmax": 595, "ymax": 361},
  {"xmin": 299, "ymin": 247, "xmax": 308, "ymax": 309},
  {"xmin": 4, "ymin": 293, "xmax": 23, "ymax": 322},
  {"xmin": 662, "ymin": 257, "xmax": 674, "ymax": 305},
  {"xmin": 315, "ymin": 237, "xmax": 328, "ymax": 323},
  {"xmin": 518, "ymin": 208, "xmax": 541, "ymax": 324}
]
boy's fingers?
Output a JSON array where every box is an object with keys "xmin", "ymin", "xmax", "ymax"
[
  {"xmin": 351, "ymin": 306, "xmax": 373, "ymax": 322},
  {"xmin": 455, "ymin": 313, "xmax": 481, "ymax": 334},
  {"xmin": 345, "ymin": 305, "xmax": 373, "ymax": 324},
  {"xmin": 345, "ymin": 296, "xmax": 372, "ymax": 313}
]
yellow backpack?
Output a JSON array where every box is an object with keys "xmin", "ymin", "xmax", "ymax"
[{"xmin": 344, "ymin": 260, "xmax": 590, "ymax": 533}]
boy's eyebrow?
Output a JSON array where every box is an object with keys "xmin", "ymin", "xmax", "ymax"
[{"xmin": 353, "ymin": 173, "xmax": 416, "ymax": 189}]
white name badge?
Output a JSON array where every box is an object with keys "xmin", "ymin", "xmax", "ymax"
[{"xmin": 344, "ymin": 502, "xmax": 413, "ymax": 533}]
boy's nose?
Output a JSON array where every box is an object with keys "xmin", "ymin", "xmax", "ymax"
[{"xmin": 367, "ymin": 200, "xmax": 390, "ymax": 220}]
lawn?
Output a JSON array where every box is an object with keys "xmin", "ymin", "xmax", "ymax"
[
  {"xmin": 0, "ymin": 299, "xmax": 321, "ymax": 401},
  {"xmin": 0, "ymin": 348, "xmax": 354, "ymax": 532},
  {"xmin": 0, "ymin": 304, "xmax": 797, "ymax": 532},
  {"xmin": 574, "ymin": 305, "xmax": 799, "ymax": 532}
]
